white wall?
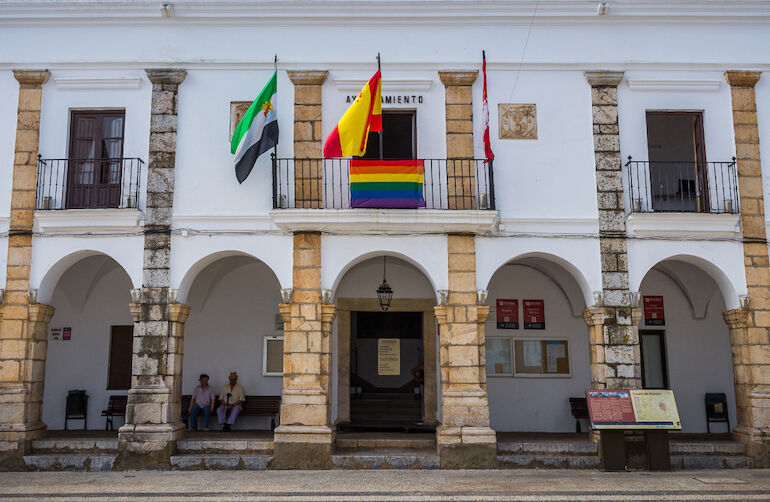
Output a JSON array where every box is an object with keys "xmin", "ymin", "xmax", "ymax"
[
  {"xmin": 42, "ymin": 255, "xmax": 133, "ymax": 430},
  {"xmin": 485, "ymin": 263, "xmax": 591, "ymax": 432},
  {"xmin": 182, "ymin": 256, "xmax": 283, "ymax": 430},
  {"xmin": 640, "ymin": 265, "xmax": 737, "ymax": 434}
]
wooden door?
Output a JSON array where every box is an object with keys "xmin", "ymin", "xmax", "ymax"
[{"xmin": 67, "ymin": 111, "xmax": 125, "ymax": 209}]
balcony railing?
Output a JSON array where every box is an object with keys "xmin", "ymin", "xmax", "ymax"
[
  {"xmin": 272, "ymin": 158, "xmax": 496, "ymax": 210},
  {"xmin": 625, "ymin": 157, "xmax": 739, "ymax": 214},
  {"xmin": 36, "ymin": 156, "xmax": 144, "ymax": 210}
]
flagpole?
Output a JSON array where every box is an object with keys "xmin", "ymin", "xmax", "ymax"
[
  {"xmin": 273, "ymin": 53, "xmax": 278, "ymax": 160},
  {"xmin": 272, "ymin": 54, "xmax": 278, "ymax": 208},
  {"xmin": 377, "ymin": 52, "xmax": 383, "ymax": 161}
]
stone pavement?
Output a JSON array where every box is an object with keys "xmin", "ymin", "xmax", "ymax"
[{"xmin": 0, "ymin": 469, "xmax": 769, "ymax": 501}]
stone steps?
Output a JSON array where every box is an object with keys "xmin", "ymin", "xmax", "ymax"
[
  {"xmin": 170, "ymin": 454, "xmax": 272, "ymax": 470},
  {"xmin": 332, "ymin": 449, "xmax": 439, "ymax": 469},
  {"xmin": 176, "ymin": 439, "xmax": 274, "ymax": 455},
  {"xmin": 497, "ymin": 440, "xmax": 600, "ymax": 469},
  {"xmin": 23, "ymin": 454, "xmax": 115, "ymax": 471},
  {"xmin": 335, "ymin": 436, "xmax": 435, "ymax": 452},
  {"xmin": 670, "ymin": 441, "xmax": 751, "ymax": 469},
  {"xmin": 30, "ymin": 438, "xmax": 118, "ymax": 454}
]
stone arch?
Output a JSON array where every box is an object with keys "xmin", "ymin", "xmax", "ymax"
[
  {"xmin": 36, "ymin": 249, "xmax": 136, "ymax": 306},
  {"xmin": 176, "ymin": 250, "xmax": 283, "ymax": 305}
]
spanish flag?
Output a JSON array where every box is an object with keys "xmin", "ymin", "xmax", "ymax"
[
  {"xmin": 323, "ymin": 70, "xmax": 382, "ymax": 158},
  {"xmin": 350, "ymin": 159, "xmax": 425, "ymax": 208}
]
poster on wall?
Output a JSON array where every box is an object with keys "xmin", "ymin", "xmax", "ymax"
[
  {"xmin": 643, "ymin": 296, "xmax": 665, "ymax": 326},
  {"xmin": 377, "ymin": 338, "xmax": 400, "ymax": 376},
  {"xmin": 50, "ymin": 328, "xmax": 61, "ymax": 341},
  {"xmin": 62, "ymin": 327, "xmax": 72, "ymax": 341},
  {"xmin": 523, "ymin": 299, "xmax": 545, "ymax": 329},
  {"xmin": 496, "ymin": 299, "xmax": 519, "ymax": 329}
]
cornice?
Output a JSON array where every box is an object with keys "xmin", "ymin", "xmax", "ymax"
[
  {"xmin": 53, "ymin": 76, "xmax": 143, "ymax": 90},
  {"xmin": 626, "ymin": 79, "xmax": 722, "ymax": 92}
]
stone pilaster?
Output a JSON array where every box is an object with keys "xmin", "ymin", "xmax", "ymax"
[
  {"xmin": 0, "ymin": 70, "xmax": 51, "ymax": 470},
  {"xmin": 439, "ymin": 70, "xmax": 478, "ymax": 210},
  {"xmin": 287, "ymin": 71, "xmax": 327, "ymax": 209},
  {"xmin": 435, "ymin": 234, "xmax": 497, "ymax": 468},
  {"xmin": 724, "ymin": 70, "xmax": 770, "ymax": 467},
  {"xmin": 116, "ymin": 68, "xmax": 186, "ymax": 470},
  {"xmin": 272, "ymin": 232, "xmax": 334, "ymax": 469},
  {"xmin": 585, "ymin": 70, "xmax": 641, "ymax": 390}
]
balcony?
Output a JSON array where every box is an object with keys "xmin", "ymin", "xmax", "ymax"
[
  {"xmin": 36, "ymin": 156, "xmax": 144, "ymax": 210},
  {"xmin": 625, "ymin": 158, "xmax": 739, "ymax": 214},
  {"xmin": 271, "ymin": 158, "xmax": 495, "ymax": 211}
]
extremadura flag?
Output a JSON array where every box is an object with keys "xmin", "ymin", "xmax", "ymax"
[
  {"xmin": 231, "ymin": 71, "xmax": 278, "ymax": 183},
  {"xmin": 350, "ymin": 159, "xmax": 425, "ymax": 208}
]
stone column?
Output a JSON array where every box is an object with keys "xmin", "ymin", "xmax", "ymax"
[
  {"xmin": 116, "ymin": 68, "xmax": 187, "ymax": 469},
  {"xmin": 273, "ymin": 232, "xmax": 334, "ymax": 469},
  {"xmin": 287, "ymin": 71, "xmax": 327, "ymax": 209},
  {"xmin": 724, "ymin": 70, "xmax": 770, "ymax": 467},
  {"xmin": 439, "ymin": 70, "xmax": 478, "ymax": 210},
  {"xmin": 434, "ymin": 234, "xmax": 497, "ymax": 468},
  {"xmin": 0, "ymin": 69, "xmax": 51, "ymax": 469},
  {"xmin": 585, "ymin": 70, "xmax": 641, "ymax": 390}
]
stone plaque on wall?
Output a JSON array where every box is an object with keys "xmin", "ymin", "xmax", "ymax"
[
  {"xmin": 499, "ymin": 103, "xmax": 537, "ymax": 140},
  {"xmin": 230, "ymin": 101, "xmax": 252, "ymax": 141}
]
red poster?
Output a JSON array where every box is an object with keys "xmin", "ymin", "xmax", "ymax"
[
  {"xmin": 496, "ymin": 299, "xmax": 519, "ymax": 329},
  {"xmin": 586, "ymin": 389, "xmax": 635, "ymax": 425},
  {"xmin": 643, "ymin": 296, "xmax": 665, "ymax": 326},
  {"xmin": 522, "ymin": 299, "xmax": 545, "ymax": 329},
  {"xmin": 62, "ymin": 327, "xmax": 72, "ymax": 340}
]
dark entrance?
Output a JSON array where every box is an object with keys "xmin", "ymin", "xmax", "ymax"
[
  {"xmin": 349, "ymin": 311, "xmax": 424, "ymax": 430},
  {"xmin": 360, "ymin": 110, "xmax": 416, "ymax": 160}
]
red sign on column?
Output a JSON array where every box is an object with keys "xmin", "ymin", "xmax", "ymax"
[
  {"xmin": 496, "ymin": 299, "xmax": 519, "ymax": 329},
  {"xmin": 523, "ymin": 299, "xmax": 545, "ymax": 329},
  {"xmin": 643, "ymin": 296, "xmax": 665, "ymax": 326}
]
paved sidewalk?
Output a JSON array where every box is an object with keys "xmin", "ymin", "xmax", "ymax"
[{"xmin": 1, "ymin": 469, "xmax": 770, "ymax": 501}]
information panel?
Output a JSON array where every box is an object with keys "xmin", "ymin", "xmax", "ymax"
[
  {"xmin": 643, "ymin": 295, "xmax": 665, "ymax": 326},
  {"xmin": 496, "ymin": 299, "xmax": 519, "ymax": 329},
  {"xmin": 377, "ymin": 338, "xmax": 400, "ymax": 376},
  {"xmin": 586, "ymin": 389, "xmax": 681, "ymax": 430},
  {"xmin": 522, "ymin": 299, "xmax": 545, "ymax": 329}
]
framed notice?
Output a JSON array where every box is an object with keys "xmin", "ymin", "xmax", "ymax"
[
  {"xmin": 522, "ymin": 299, "xmax": 545, "ymax": 329},
  {"xmin": 378, "ymin": 338, "xmax": 400, "ymax": 376},
  {"xmin": 643, "ymin": 296, "xmax": 665, "ymax": 326},
  {"xmin": 513, "ymin": 339, "xmax": 569, "ymax": 376},
  {"xmin": 586, "ymin": 389, "xmax": 681, "ymax": 430},
  {"xmin": 62, "ymin": 327, "xmax": 72, "ymax": 341},
  {"xmin": 263, "ymin": 336, "xmax": 284, "ymax": 376},
  {"xmin": 496, "ymin": 299, "xmax": 519, "ymax": 329},
  {"xmin": 485, "ymin": 337, "xmax": 513, "ymax": 376}
]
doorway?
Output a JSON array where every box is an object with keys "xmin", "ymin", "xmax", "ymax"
[
  {"xmin": 640, "ymin": 330, "xmax": 669, "ymax": 389},
  {"xmin": 646, "ymin": 111, "xmax": 708, "ymax": 212},
  {"xmin": 360, "ymin": 110, "xmax": 416, "ymax": 160},
  {"xmin": 349, "ymin": 311, "xmax": 423, "ymax": 427}
]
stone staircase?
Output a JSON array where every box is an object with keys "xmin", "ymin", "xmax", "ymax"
[
  {"xmin": 670, "ymin": 440, "xmax": 751, "ymax": 469},
  {"xmin": 170, "ymin": 437, "xmax": 274, "ymax": 470},
  {"xmin": 497, "ymin": 437, "xmax": 601, "ymax": 469},
  {"xmin": 332, "ymin": 433, "xmax": 439, "ymax": 469},
  {"xmin": 23, "ymin": 437, "xmax": 118, "ymax": 471}
]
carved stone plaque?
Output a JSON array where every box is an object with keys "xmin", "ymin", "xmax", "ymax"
[
  {"xmin": 499, "ymin": 103, "xmax": 537, "ymax": 140},
  {"xmin": 230, "ymin": 101, "xmax": 252, "ymax": 141}
]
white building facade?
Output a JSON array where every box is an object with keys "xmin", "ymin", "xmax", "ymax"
[{"xmin": 0, "ymin": 0, "xmax": 768, "ymax": 470}]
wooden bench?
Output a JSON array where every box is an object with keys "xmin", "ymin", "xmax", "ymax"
[
  {"xmin": 569, "ymin": 397, "xmax": 589, "ymax": 433},
  {"xmin": 182, "ymin": 394, "xmax": 281, "ymax": 430},
  {"xmin": 101, "ymin": 395, "xmax": 127, "ymax": 430}
]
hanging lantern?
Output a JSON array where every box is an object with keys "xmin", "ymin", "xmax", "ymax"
[{"xmin": 377, "ymin": 256, "xmax": 393, "ymax": 311}]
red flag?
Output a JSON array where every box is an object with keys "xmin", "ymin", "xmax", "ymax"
[{"xmin": 481, "ymin": 51, "xmax": 494, "ymax": 161}]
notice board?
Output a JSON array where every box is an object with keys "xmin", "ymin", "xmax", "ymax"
[
  {"xmin": 513, "ymin": 339, "xmax": 569, "ymax": 375},
  {"xmin": 496, "ymin": 299, "xmax": 519, "ymax": 329},
  {"xmin": 377, "ymin": 338, "xmax": 400, "ymax": 376},
  {"xmin": 586, "ymin": 389, "xmax": 681, "ymax": 430}
]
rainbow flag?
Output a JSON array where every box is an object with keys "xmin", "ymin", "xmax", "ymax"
[{"xmin": 350, "ymin": 159, "xmax": 426, "ymax": 208}]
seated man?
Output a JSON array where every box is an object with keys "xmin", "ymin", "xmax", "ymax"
[
  {"xmin": 217, "ymin": 371, "xmax": 245, "ymax": 432},
  {"xmin": 188, "ymin": 373, "xmax": 216, "ymax": 431}
]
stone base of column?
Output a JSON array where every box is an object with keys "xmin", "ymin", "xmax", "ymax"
[
  {"xmin": 732, "ymin": 388, "xmax": 770, "ymax": 467},
  {"xmin": 272, "ymin": 425, "xmax": 334, "ymax": 469},
  {"xmin": 436, "ymin": 425, "xmax": 497, "ymax": 468},
  {"xmin": 116, "ymin": 422, "xmax": 184, "ymax": 470},
  {"xmin": 0, "ymin": 384, "xmax": 47, "ymax": 470}
]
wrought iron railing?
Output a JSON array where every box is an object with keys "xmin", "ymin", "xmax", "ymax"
[
  {"xmin": 36, "ymin": 156, "xmax": 144, "ymax": 210},
  {"xmin": 272, "ymin": 157, "xmax": 495, "ymax": 210},
  {"xmin": 625, "ymin": 157, "xmax": 739, "ymax": 214}
]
